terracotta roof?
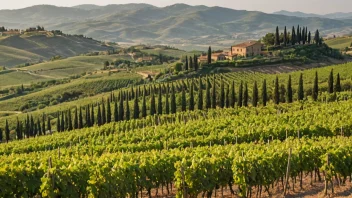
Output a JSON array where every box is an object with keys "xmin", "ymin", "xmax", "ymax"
[
  {"xmin": 198, "ymin": 55, "xmax": 208, "ymax": 60},
  {"xmin": 232, "ymin": 41, "xmax": 261, "ymax": 48}
]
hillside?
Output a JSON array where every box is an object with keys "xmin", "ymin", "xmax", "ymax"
[
  {"xmin": 0, "ymin": 33, "xmax": 113, "ymax": 67},
  {"xmin": 1, "ymin": 4, "xmax": 352, "ymax": 49},
  {"xmin": 325, "ymin": 36, "xmax": 352, "ymax": 50},
  {"xmin": 274, "ymin": 10, "xmax": 352, "ymax": 19}
]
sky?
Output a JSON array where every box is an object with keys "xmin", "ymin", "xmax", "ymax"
[{"xmin": 0, "ymin": 0, "xmax": 351, "ymax": 14}]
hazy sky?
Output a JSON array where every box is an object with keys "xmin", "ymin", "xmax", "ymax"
[{"xmin": 1, "ymin": 0, "xmax": 351, "ymax": 14}]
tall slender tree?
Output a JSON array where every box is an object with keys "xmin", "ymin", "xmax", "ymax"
[
  {"xmin": 158, "ymin": 85, "xmax": 163, "ymax": 115},
  {"xmin": 101, "ymin": 99, "xmax": 106, "ymax": 124},
  {"xmin": 78, "ymin": 107, "xmax": 83, "ymax": 129},
  {"xmin": 165, "ymin": 84, "xmax": 170, "ymax": 114},
  {"xmin": 181, "ymin": 86, "xmax": 187, "ymax": 112},
  {"xmin": 275, "ymin": 26, "xmax": 280, "ymax": 46},
  {"xmin": 57, "ymin": 112, "xmax": 61, "ymax": 132},
  {"xmin": 302, "ymin": 27, "xmax": 306, "ymax": 44},
  {"xmin": 0, "ymin": 128, "xmax": 2, "ymax": 143},
  {"xmin": 211, "ymin": 75, "xmax": 216, "ymax": 108},
  {"xmin": 5, "ymin": 120, "xmax": 10, "ymax": 143},
  {"xmin": 194, "ymin": 55, "xmax": 199, "ymax": 71},
  {"xmin": 133, "ymin": 91, "xmax": 140, "ymax": 119},
  {"xmin": 47, "ymin": 117, "xmax": 51, "ymax": 134},
  {"xmin": 107, "ymin": 100, "xmax": 111, "ymax": 123},
  {"xmin": 205, "ymin": 76, "xmax": 211, "ymax": 109},
  {"xmin": 298, "ymin": 73, "xmax": 304, "ymax": 100},
  {"xmin": 283, "ymin": 26, "xmax": 287, "ymax": 46},
  {"xmin": 291, "ymin": 26, "xmax": 296, "ymax": 45},
  {"xmin": 252, "ymin": 81, "xmax": 259, "ymax": 107},
  {"xmin": 308, "ymin": 31, "xmax": 311, "ymax": 44},
  {"xmin": 119, "ymin": 91, "xmax": 124, "ymax": 121},
  {"xmin": 150, "ymin": 89, "xmax": 156, "ymax": 116},
  {"xmin": 189, "ymin": 82, "xmax": 195, "ymax": 111},
  {"xmin": 220, "ymin": 77, "xmax": 225, "ymax": 108},
  {"xmin": 314, "ymin": 29, "xmax": 320, "ymax": 45},
  {"xmin": 185, "ymin": 56, "xmax": 189, "ymax": 71},
  {"xmin": 262, "ymin": 79, "xmax": 267, "ymax": 106},
  {"xmin": 125, "ymin": 98, "xmax": 130, "ymax": 121},
  {"xmin": 198, "ymin": 79, "xmax": 203, "ymax": 110},
  {"xmin": 142, "ymin": 87, "xmax": 147, "ymax": 117},
  {"xmin": 274, "ymin": 76, "xmax": 280, "ymax": 105},
  {"xmin": 42, "ymin": 113, "xmax": 46, "ymax": 135},
  {"xmin": 238, "ymin": 81, "xmax": 243, "ymax": 107},
  {"xmin": 97, "ymin": 104, "xmax": 102, "ymax": 126},
  {"xmin": 74, "ymin": 108, "xmax": 78, "ymax": 129},
  {"xmin": 171, "ymin": 84, "xmax": 176, "ymax": 114},
  {"xmin": 207, "ymin": 46, "xmax": 212, "ymax": 64},
  {"xmin": 114, "ymin": 101, "xmax": 119, "ymax": 121},
  {"xmin": 287, "ymin": 75, "xmax": 293, "ymax": 103},
  {"xmin": 297, "ymin": 25, "xmax": 300, "ymax": 44},
  {"xmin": 335, "ymin": 73, "xmax": 341, "ymax": 92},
  {"xmin": 230, "ymin": 81, "xmax": 236, "ymax": 107},
  {"xmin": 91, "ymin": 104, "xmax": 95, "ymax": 126},
  {"xmin": 312, "ymin": 71, "xmax": 319, "ymax": 101},
  {"xmin": 243, "ymin": 82, "xmax": 248, "ymax": 107},
  {"xmin": 189, "ymin": 56, "xmax": 193, "ymax": 71},
  {"xmin": 328, "ymin": 69, "xmax": 334, "ymax": 93},
  {"xmin": 60, "ymin": 112, "xmax": 65, "ymax": 132}
]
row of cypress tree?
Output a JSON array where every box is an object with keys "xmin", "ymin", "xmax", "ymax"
[
  {"xmin": 0, "ymin": 70, "xmax": 343, "ymax": 142},
  {"xmin": 184, "ymin": 55, "xmax": 199, "ymax": 71},
  {"xmin": 274, "ymin": 25, "xmax": 321, "ymax": 46}
]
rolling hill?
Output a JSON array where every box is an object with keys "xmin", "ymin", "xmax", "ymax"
[
  {"xmin": 0, "ymin": 33, "xmax": 113, "ymax": 67},
  {"xmin": 274, "ymin": 10, "xmax": 352, "ymax": 19},
  {"xmin": 1, "ymin": 4, "xmax": 352, "ymax": 50}
]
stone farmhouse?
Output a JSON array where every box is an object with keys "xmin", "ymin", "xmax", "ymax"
[{"xmin": 198, "ymin": 41, "xmax": 263, "ymax": 64}]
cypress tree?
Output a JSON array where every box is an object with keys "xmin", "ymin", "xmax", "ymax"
[
  {"xmin": 30, "ymin": 115, "xmax": 34, "ymax": 137},
  {"xmin": 97, "ymin": 104, "xmax": 102, "ymax": 126},
  {"xmin": 181, "ymin": 86, "xmax": 187, "ymax": 112},
  {"xmin": 60, "ymin": 112, "xmax": 65, "ymax": 132},
  {"xmin": 280, "ymin": 84, "xmax": 286, "ymax": 103},
  {"xmin": 42, "ymin": 113, "xmax": 46, "ymax": 135},
  {"xmin": 238, "ymin": 81, "xmax": 243, "ymax": 107},
  {"xmin": 302, "ymin": 27, "xmax": 306, "ymax": 44},
  {"xmin": 274, "ymin": 76, "xmax": 280, "ymax": 105},
  {"xmin": 68, "ymin": 111, "xmax": 73, "ymax": 131},
  {"xmin": 33, "ymin": 121, "xmax": 37, "ymax": 136},
  {"xmin": 114, "ymin": 101, "xmax": 119, "ymax": 121},
  {"xmin": 47, "ymin": 117, "xmax": 51, "ymax": 134},
  {"xmin": 78, "ymin": 107, "xmax": 83, "ymax": 129},
  {"xmin": 57, "ymin": 112, "xmax": 61, "ymax": 132},
  {"xmin": 125, "ymin": 98, "xmax": 130, "ymax": 121},
  {"xmin": 275, "ymin": 26, "xmax": 280, "ymax": 46},
  {"xmin": 328, "ymin": 69, "xmax": 334, "ymax": 93},
  {"xmin": 189, "ymin": 56, "xmax": 193, "ymax": 70},
  {"xmin": 74, "ymin": 108, "xmax": 78, "ymax": 129},
  {"xmin": 119, "ymin": 91, "xmax": 124, "ymax": 121},
  {"xmin": 165, "ymin": 84, "xmax": 170, "ymax": 114},
  {"xmin": 297, "ymin": 25, "xmax": 300, "ymax": 44},
  {"xmin": 5, "ymin": 120, "xmax": 10, "ymax": 143},
  {"xmin": 107, "ymin": 99, "xmax": 112, "ymax": 123},
  {"xmin": 189, "ymin": 82, "xmax": 195, "ymax": 111},
  {"xmin": 225, "ymin": 84, "xmax": 230, "ymax": 108},
  {"xmin": 252, "ymin": 81, "xmax": 258, "ymax": 107},
  {"xmin": 283, "ymin": 26, "xmax": 287, "ymax": 46},
  {"xmin": 230, "ymin": 81, "xmax": 236, "ymax": 107},
  {"xmin": 312, "ymin": 71, "xmax": 319, "ymax": 101},
  {"xmin": 314, "ymin": 29, "xmax": 320, "ymax": 45},
  {"xmin": 308, "ymin": 31, "xmax": 311, "ymax": 44},
  {"xmin": 291, "ymin": 26, "xmax": 296, "ymax": 45},
  {"xmin": 194, "ymin": 55, "xmax": 199, "ymax": 71},
  {"xmin": 205, "ymin": 76, "xmax": 211, "ymax": 109},
  {"xmin": 142, "ymin": 89, "xmax": 147, "ymax": 117},
  {"xmin": 305, "ymin": 27, "xmax": 308, "ymax": 42},
  {"xmin": 86, "ymin": 105, "xmax": 91, "ymax": 127},
  {"xmin": 220, "ymin": 77, "xmax": 225, "ymax": 108},
  {"xmin": 91, "ymin": 104, "xmax": 95, "ymax": 126},
  {"xmin": 16, "ymin": 118, "xmax": 21, "ymax": 139},
  {"xmin": 185, "ymin": 56, "xmax": 189, "ymax": 71},
  {"xmin": 335, "ymin": 73, "xmax": 341, "ymax": 92},
  {"xmin": 171, "ymin": 84, "xmax": 176, "ymax": 114},
  {"xmin": 208, "ymin": 46, "xmax": 212, "ymax": 64},
  {"xmin": 262, "ymin": 79, "xmax": 267, "ymax": 106},
  {"xmin": 243, "ymin": 82, "xmax": 248, "ymax": 107},
  {"xmin": 133, "ymin": 91, "xmax": 140, "ymax": 119},
  {"xmin": 298, "ymin": 73, "xmax": 304, "ymax": 100},
  {"xmin": 211, "ymin": 75, "xmax": 216, "ymax": 108},
  {"xmin": 150, "ymin": 89, "xmax": 156, "ymax": 116},
  {"xmin": 102, "ymin": 99, "xmax": 106, "ymax": 124},
  {"xmin": 0, "ymin": 128, "xmax": 2, "ymax": 143},
  {"xmin": 287, "ymin": 75, "xmax": 293, "ymax": 103},
  {"xmin": 198, "ymin": 79, "xmax": 203, "ymax": 110},
  {"xmin": 158, "ymin": 85, "xmax": 163, "ymax": 115}
]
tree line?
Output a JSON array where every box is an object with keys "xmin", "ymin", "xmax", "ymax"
[{"xmin": 0, "ymin": 69, "xmax": 343, "ymax": 142}]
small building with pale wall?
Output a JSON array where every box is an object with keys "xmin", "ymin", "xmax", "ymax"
[{"xmin": 231, "ymin": 41, "xmax": 263, "ymax": 57}]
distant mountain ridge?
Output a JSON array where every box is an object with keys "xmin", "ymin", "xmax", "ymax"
[
  {"xmin": 0, "ymin": 4, "xmax": 352, "ymax": 50},
  {"xmin": 274, "ymin": 10, "xmax": 352, "ymax": 19}
]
